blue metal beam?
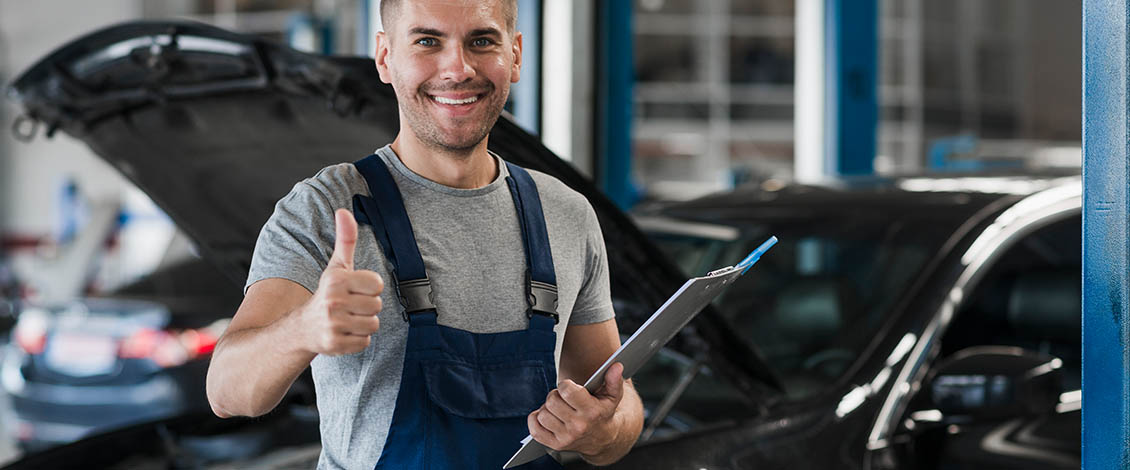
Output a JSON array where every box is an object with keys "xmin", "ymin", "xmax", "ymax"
[
  {"xmin": 824, "ymin": 0, "xmax": 877, "ymax": 176},
  {"xmin": 1083, "ymin": 1, "xmax": 1130, "ymax": 468},
  {"xmin": 357, "ymin": 0, "xmax": 373, "ymax": 55},
  {"xmin": 596, "ymin": 0, "xmax": 635, "ymax": 210},
  {"xmin": 510, "ymin": 0, "xmax": 542, "ymax": 134}
]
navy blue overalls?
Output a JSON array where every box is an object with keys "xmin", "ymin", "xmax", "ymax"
[{"xmin": 350, "ymin": 154, "xmax": 563, "ymax": 470}]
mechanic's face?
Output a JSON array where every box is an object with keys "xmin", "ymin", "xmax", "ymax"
[{"xmin": 375, "ymin": 0, "xmax": 522, "ymax": 152}]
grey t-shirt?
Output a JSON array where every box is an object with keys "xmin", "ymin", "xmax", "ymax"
[{"xmin": 246, "ymin": 145, "xmax": 615, "ymax": 470}]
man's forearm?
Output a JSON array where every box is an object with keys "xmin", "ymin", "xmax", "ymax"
[
  {"xmin": 206, "ymin": 311, "xmax": 316, "ymax": 418},
  {"xmin": 581, "ymin": 384, "xmax": 644, "ymax": 466}
]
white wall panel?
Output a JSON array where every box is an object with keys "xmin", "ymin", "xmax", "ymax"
[{"xmin": 0, "ymin": 0, "xmax": 143, "ymax": 236}]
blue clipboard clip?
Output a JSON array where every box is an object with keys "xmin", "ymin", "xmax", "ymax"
[{"xmin": 737, "ymin": 236, "xmax": 778, "ymax": 274}]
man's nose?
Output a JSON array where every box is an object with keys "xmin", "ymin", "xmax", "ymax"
[{"xmin": 438, "ymin": 43, "xmax": 476, "ymax": 83}]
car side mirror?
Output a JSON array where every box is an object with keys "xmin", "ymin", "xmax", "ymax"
[{"xmin": 926, "ymin": 345, "xmax": 1062, "ymax": 419}]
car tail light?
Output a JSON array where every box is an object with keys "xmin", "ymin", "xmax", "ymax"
[
  {"xmin": 15, "ymin": 420, "xmax": 33, "ymax": 442},
  {"xmin": 119, "ymin": 328, "xmax": 163, "ymax": 359},
  {"xmin": 14, "ymin": 328, "xmax": 46, "ymax": 355},
  {"xmin": 13, "ymin": 313, "xmax": 48, "ymax": 354},
  {"xmin": 179, "ymin": 328, "xmax": 218, "ymax": 356},
  {"xmin": 119, "ymin": 326, "xmax": 220, "ymax": 368}
]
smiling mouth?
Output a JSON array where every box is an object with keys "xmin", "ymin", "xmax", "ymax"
[{"xmin": 430, "ymin": 94, "xmax": 481, "ymax": 105}]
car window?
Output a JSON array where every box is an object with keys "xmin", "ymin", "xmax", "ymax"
[
  {"xmin": 650, "ymin": 222, "xmax": 945, "ymax": 401},
  {"xmin": 897, "ymin": 216, "xmax": 1081, "ymax": 469},
  {"xmin": 941, "ymin": 217, "xmax": 1080, "ymax": 389},
  {"xmin": 645, "ymin": 233, "xmax": 723, "ymax": 276}
]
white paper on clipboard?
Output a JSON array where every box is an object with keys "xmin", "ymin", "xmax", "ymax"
[{"xmin": 503, "ymin": 237, "xmax": 778, "ymax": 469}]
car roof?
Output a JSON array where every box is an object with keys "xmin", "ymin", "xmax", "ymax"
[{"xmin": 649, "ymin": 173, "xmax": 1081, "ymax": 229}]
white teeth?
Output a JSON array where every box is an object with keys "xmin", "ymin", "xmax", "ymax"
[{"xmin": 432, "ymin": 95, "xmax": 479, "ymax": 105}]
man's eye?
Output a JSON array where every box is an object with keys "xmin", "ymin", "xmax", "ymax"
[
  {"xmin": 415, "ymin": 37, "xmax": 438, "ymax": 47},
  {"xmin": 471, "ymin": 38, "xmax": 493, "ymax": 47}
]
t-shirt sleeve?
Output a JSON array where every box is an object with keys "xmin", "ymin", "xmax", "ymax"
[
  {"xmin": 568, "ymin": 203, "xmax": 616, "ymax": 325},
  {"xmin": 245, "ymin": 180, "xmax": 338, "ymax": 295}
]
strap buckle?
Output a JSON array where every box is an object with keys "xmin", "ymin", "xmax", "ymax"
[
  {"xmin": 397, "ymin": 277, "xmax": 436, "ymax": 321},
  {"xmin": 528, "ymin": 280, "xmax": 559, "ymax": 324}
]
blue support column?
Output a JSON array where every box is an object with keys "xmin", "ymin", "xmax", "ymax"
[
  {"xmin": 596, "ymin": 0, "xmax": 635, "ymax": 210},
  {"xmin": 357, "ymin": 0, "xmax": 381, "ymax": 56},
  {"xmin": 824, "ymin": 0, "xmax": 877, "ymax": 176},
  {"xmin": 357, "ymin": 0, "xmax": 372, "ymax": 54},
  {"xmin": 287, "ymin": 13, "xmax": 335, "ymax": 55},
  {"xmin": 1083, "ymin": 1, "xmax": 1130, "ymax": 468},
  {"xmin": 510, "ymin": 0, "xmax": 543, "ymax": 134},
  {"xmin": 320, "ymin": 20, "xmax": 335, "ymax": 55}
]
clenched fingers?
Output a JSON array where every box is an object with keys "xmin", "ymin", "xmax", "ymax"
[
  {"xmin": 333, "ymin": 311, "xmax": 381, "ymax": 335},
  {"xmin": 556, "ymin": 380, "xmax": 596, "ymax": 410},
  {"xmin": 340, "ymin": 294, "xmax": 382, "ymax": 316},
  {"xmin": 536, "ymin": 404, "xmax": 568, "ymax": 432},
  {"xmin": 545, "ymin": 390, "xmax": 580, "ymax": 423},
  {"xmin": 528, "ymin": 410, "xmax": 561, "ymax": 449},
  {"xmin": 345, "ymin": 270, "xmax": 383, "ymax": 296},
  {"xmin": 320, "ymin": 269, "xmax": 383, "ymax": 296}
]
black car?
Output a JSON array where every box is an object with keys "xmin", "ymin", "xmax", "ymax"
[
  {"xmin": 0, "ymin": 264, "xmax": 242, "ymax": 452},
  {"xmin": 622, "ymin": 177, "xmax": 1080, "ymax": 469},
  {"xmin": 4, "ymin": 21, "xmax": 1080, "ymax": 469}
]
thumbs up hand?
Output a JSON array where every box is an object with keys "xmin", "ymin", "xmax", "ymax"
[
  {"xmin": 328, "ymin": 207, "xmax": 359, "ymax": 271},
  {"xmin": 296, "ymin": 209, "xmax": 384, "ymax": 356}
]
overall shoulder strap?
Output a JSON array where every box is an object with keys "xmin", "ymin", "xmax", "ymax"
[
  {"xmin": 352, "ymin": 155, "xmax": 436, "ymax": 318},
  {"xmin": 504, "ymin": 162, "xmax": 559, "ymax": 324}
]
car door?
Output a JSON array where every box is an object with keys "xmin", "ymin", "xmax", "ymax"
[{"xmin": 888, "ymin": 216, "xmax": 1080, "ymax": 470}]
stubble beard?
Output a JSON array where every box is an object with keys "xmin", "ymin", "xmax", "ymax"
[{"xmin": 399, "ymin": 82, "xmax": 507, "ymax": 154}]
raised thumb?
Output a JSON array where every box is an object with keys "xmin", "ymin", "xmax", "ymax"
[{"xmin": 329, "ymin": 208, "xmax": 358, "ymax": 270}]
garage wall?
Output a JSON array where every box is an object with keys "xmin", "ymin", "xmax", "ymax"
[
  {"xmin": 0, "ymin": 0, "xmax": 143, "ymax": 239},
  {"xmin": 1020, "ymin": 0, "xmax": 1080, "ymax": 142}
]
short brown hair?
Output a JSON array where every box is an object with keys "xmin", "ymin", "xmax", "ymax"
[{"xmin": 380, "ymin": 0, "xmax": 518, "ymax": 33}]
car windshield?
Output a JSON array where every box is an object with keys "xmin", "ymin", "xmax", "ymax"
[{"xmin": 648, "ymin": 217, "xmax": 951, "ymax": 400}]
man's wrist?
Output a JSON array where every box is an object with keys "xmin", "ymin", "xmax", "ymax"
[
  {"xmin": 581, "ymin": 383, "xmax": 643, "ymax": 466},
  {"xmin": 578, "ymin": 411, "xmax": 624, "ymax": 465},
  {"xmin": 278, "ymin": 302, "xmax": 316, "ymax": 358}
]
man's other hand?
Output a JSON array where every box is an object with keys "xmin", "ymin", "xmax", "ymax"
[
  {"xmin": 527, "ymin": 362, "xmax": 627, "ymax": 457},
  {"xmin": 296, "ymin": 208, "xmax": 384, "ymax": 356}
]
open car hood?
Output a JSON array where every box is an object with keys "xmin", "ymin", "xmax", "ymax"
[{"xmin": 7, "ymin": 21, "xmax": 782, "ymax": 397}]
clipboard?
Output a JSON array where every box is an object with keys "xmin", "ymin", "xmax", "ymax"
[{"xmin": 503, "ymin": 236, "xmax": 778, "ymax": 469}]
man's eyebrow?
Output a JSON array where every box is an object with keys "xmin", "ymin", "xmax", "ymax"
[
  {"xmin": 469, "ymin": 27, "xmax": 502, "ymax": 38},
  {"xmin": 408, "ymin": 27, "xmax": 445, "ymax": 37}
]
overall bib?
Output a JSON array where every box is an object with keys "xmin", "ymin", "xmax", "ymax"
[{"xmin": 350, "ymin": 154, "xmax": 563, "ymax": 470}]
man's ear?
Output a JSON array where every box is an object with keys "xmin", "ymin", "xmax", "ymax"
[
  {"xmin": 510, "ymin": 31, "xmax": 523, "ymax": 84},
  {"xmin": 375, "ymin": 31, "xmax": 392, "ymax": 84}
]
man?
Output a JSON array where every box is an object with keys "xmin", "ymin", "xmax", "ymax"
[{"xmin": 204, "ymin": 0, "xmax": 644, "ymax": 468}]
